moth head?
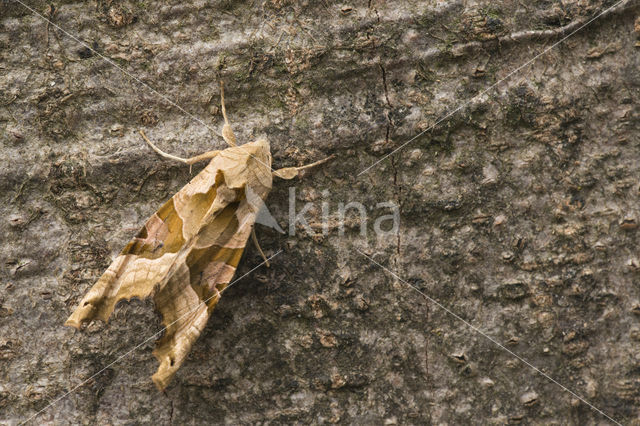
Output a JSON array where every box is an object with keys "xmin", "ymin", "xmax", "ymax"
[
  {"xmin": 252, "ymin": 138, "xmax": 272, "ymax": 168},
  {"xmin": 254, "ymin": 137, "xmax": 270, "ymax": 150},
  {"xmin": 222, "ymin": 138, "xmax": 272, "ymax": 193}
]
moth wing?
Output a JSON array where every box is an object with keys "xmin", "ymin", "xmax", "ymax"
[
  {"xmin": 66, "ymin": 140, "xmax": 272, "ymax": 390},
  {"xmin": 150, "ymin": 197, "xmax": 257, "ymax": 390},
  {"xmin": 149, "ymin": 142, "xmax": 273, "ymax": 389},
  {"xmin": 64, "ymin": 166, "xmax": 222, "ymax": 328}
]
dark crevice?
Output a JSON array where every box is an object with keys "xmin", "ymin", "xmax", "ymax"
[
  {"xmin": 385, "ymin": 123, "xmax": 390, "ymax": 144},
  {"xmin": 366, "ymin": 1, "xmax": 393, "ymax": 146},
  {"xmin": 379, "ymin": 63, "xmax": 392, "ymax": 109},
  {"xmin": 379, "ymin": 63, "xmax": 393, "ymax": 144},
  {"xmin": 168, "ymin": 394, "xmax": 174, "ymax": 425},
  {"xmin": 390, "ymin": 155, "xmax": 401, "ymax": 258},
  {"xmin": 425, "ymin": 302, "xmax": 432, "ymax": 424}
]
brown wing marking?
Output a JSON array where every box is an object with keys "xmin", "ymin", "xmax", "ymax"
[{"xmin": 120, "ymin": 197, "xmax": 187, "ymax": 259}]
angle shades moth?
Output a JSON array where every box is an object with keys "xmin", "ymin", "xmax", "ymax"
[{"xmin": 65, "ymin": 83, "xmax": 331, "ymax": 390}]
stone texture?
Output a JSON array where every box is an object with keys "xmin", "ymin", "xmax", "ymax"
[{"xmin": 1, "ymin": 0, "xmax": 639, "ymax": 424}]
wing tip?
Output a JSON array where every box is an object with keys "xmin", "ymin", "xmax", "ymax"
[
  {"xmin": 151, "ymin": 354, "xmax": 177, "ymax": 392},
  {"xmin": 64, "ymin": 302, "xmax": 113, "ymax": 329},
  {"xmin": 152, "ymin": 373, "xmax": 169, "ymax": 392},
  {"xmin": 64, "ymin": 318, "xmax": 82, "ymax": 329}
]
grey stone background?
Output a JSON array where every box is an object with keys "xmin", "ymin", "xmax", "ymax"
[{"xmin": 1, "ymin": 0, "xmax": 640, "ymax": 424}]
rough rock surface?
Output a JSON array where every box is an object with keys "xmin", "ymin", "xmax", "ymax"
[{"xmin": 1, "ymin": 0, "xmax": 640, "ymax": 424}]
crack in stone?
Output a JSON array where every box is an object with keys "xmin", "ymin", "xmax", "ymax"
[
  {"xmin": 379, "ymin": 63, "xmax": 392, "ymax": 109},
  {"xmin": 379, "ymin": 63, "xmax": 393, "ymax": 144},
  {"xmin": 165, "ymin": 391, "xmax": 174, "ymax": 425}
]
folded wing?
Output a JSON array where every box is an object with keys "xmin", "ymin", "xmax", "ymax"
[{"xmin": 66, "ymin": 141, "xmax": 273, "ymax": 390}]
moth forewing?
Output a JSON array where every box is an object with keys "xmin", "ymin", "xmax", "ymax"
[
  {"xmin": 66, "ymin": 84, "xmax": 330, "ymax": 390},
  {"xmin": 66, "ymin": 139, "xmax": 275, "ymax": 390}
]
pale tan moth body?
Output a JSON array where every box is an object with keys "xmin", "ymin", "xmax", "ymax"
[{"xmin": 66, "ymin": 83, "xmax": 331, "ymax": 390}]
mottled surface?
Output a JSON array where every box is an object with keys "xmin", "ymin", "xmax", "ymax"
[{"xmin": 1, "ymin": 0, "xmax": 639, "ymax": 424}]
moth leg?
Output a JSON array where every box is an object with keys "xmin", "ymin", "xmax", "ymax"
[
  {"xmin": 139, "ymin": 130, "xmax": 220, "ymax": 165},
  {"xmin": 272, "ymin": 154, "xmax": 335, "ymax": 180},
  {"xmin": 220, "ymin": 81, "xmax": 237, "ymax": 147},
  {"xmin": 251, "ymin": 228, "xmax": 270, "ymax": 267}
]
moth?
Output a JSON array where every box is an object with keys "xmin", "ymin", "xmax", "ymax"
[{"xmin": 65, "ymin": 83, "xmax": 331, "ymax": 390}]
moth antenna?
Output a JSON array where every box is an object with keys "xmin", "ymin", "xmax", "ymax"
[
  {"xmin": 219, "ymin": 81, "xmax": 237, "ymax": 147},
  {"xmin": 140, "ymin": 130, "xmax": 221, "ymax": 165},
  {"xmin": 295, "ymin": 154, "xmax": 335, "ymax": 171},
  {"xmin": 139, "ymin": 130, "xmax": 189, "ymax": 164},
  {"xmin": 220, "ymin": 80, "xmax": 229, "ymax": 127},
  {"xmin": 273, "ymin": 154, "xmax": 336, "ymax": 179}
]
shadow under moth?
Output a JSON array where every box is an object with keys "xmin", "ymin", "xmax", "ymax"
[{"xmin": 65, "ymin": 83, "xmax": 331, "ymax": 390}]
